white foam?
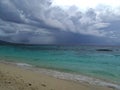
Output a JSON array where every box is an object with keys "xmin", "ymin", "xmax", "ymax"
[
  {"xmin": 35, "ymin": 68, "xmax": 120, "ymax": 90},
  {"xmin": 16, "ymin": 63, "xmax": 32, "ymax": 67},
  {"xmin": 13, "ymin": 62, "xmax": 120, "ymax": 90}
]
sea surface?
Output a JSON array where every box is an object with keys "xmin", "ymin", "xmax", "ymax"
[{"xmin": 0, "ymin": 45, "xmax": 120, "ymax": 89}]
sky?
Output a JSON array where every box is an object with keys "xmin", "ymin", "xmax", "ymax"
[{"xmin": 0, "ymin": 0, "xmax": 120, "ymax": 45}]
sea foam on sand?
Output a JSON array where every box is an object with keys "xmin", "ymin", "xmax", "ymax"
[
  {"xmin": 14, "ymin": 62, "xmax": 120, "ymax": 90},
  {"xmin": 16, "ymin": 63, "xmax": 32, "ymax": 67}
]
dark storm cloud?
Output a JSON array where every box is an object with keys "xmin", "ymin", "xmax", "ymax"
[{"xmin": 0, "ymin": 0, "xmax": 120, "ymax": 44}]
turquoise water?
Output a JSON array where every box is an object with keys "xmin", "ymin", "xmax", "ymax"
[{"xmin": 0, "ymin": 45, "xmax": 120, "ymax": 84}]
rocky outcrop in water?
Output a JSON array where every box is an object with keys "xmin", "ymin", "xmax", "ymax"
[{"xmin": 96, "ymin": 49, "xmax": 113, "ymax": 52}]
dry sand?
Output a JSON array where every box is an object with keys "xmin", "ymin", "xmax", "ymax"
[{"xmin": 0, "ymin": 62, "xmax": 114, "ymax": 90}]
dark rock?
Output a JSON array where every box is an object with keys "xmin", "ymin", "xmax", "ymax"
[
  {"xmin": 41, "ymin": 83, "xmax": 46, "ymax": 87},
  {"xmin": 96, "ymin": 49, "xmax": 112, "ymax": 52},
  {"xmin": 28, "ymin": 83, "xmax": 32, "ymax": 86},
  {"xmin": 7, "ymin": 81, "xmax": 11, "ymax": 84}
]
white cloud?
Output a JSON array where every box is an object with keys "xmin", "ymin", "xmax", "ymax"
[
  {"xmin": 52, "ymin": 0, "xmax": 120, "ymax": 10},
  {"xmin": 0, "ymin": 0, "xmax": 120, "ymax": 44}
]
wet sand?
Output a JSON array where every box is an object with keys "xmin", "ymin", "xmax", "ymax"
[{"xmin": 0, "ymin": 62, "xmax": 114, "ymax": 90}]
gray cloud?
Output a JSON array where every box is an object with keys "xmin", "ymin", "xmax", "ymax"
[{"xmin": 0, "ymin": 0, "xmax": 120, "ymax": 45}]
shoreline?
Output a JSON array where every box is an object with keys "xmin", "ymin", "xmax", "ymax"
[{"xmin": 0, "ymin": 61, "xmax": 119, "ymax": 90}]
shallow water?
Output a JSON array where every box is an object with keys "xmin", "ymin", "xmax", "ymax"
[{"xmin": 0, "ymin": 45, "xmax": 120, "ymax": 85}]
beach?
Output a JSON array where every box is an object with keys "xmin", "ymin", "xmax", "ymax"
[
  {"xmin": 0, "ymin": 0, "xmax": 120, "ymax": 89},
  {"xmin": 0, "ymin": 62, "xmax": 114, "ymax": 90}
]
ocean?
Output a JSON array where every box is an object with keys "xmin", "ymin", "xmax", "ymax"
[{"xmin": 0, "ymin": 45, "xmax": 120, "ymax": 89}]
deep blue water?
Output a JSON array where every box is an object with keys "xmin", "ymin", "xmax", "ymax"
[{"xmin": 0, "ymin": 45, "xmax": 120, "ymax": 84}]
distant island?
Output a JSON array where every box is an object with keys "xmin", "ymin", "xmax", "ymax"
[
  {"xmin": 0, "ymin": 40, "xmax": 32, "ymax": 46},
  {"xmin": 0, "ymin": 40, "xmax": 12, "ymax": 45}
]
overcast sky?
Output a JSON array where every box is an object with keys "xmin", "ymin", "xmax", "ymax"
[{"xmin": 0, "ymin": 0, "xmax": 120, "ymax": 45}]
